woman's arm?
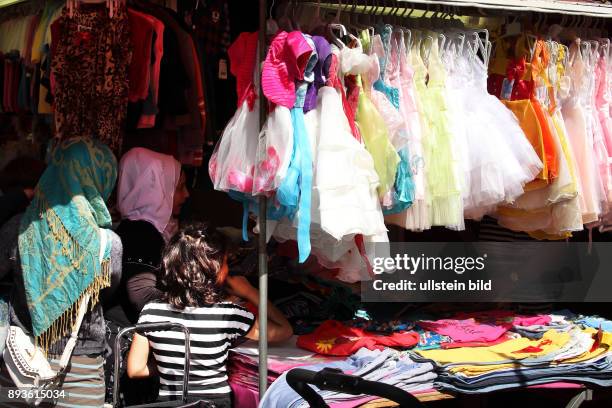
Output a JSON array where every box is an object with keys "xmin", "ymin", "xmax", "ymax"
[
  {"xmin": 126, "ymin": 333, "xmax": 153, "ymax": 379},
  {"xmin": 226, "ymin": 276, "xmax": 293, "ymax": 342}
]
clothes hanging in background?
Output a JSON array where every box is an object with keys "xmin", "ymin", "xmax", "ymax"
[
  {"xmin": 0, "ymin": 2, "xmax": 207, "ymax": 164},
  {"xmin": 50, "ymin": 4, "xmax": 131, "ymax": 153},
  {"xmin": 180, "ymin": 0, "xmax": 235, "ymax": 145},
  {"xmin": 209, "ymin": 11, "xmax": 612, "ymax": 280}
]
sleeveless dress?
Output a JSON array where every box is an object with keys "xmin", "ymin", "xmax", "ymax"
[
  {"xmin": 273, "ymin": 42, "xmax": 388, "ymax": 282},
  {"xmin": 385, "ymin": 35, "xmax": 431, "ymax": 231},
  {"xmin": 350, "ymin": 32, "xmax": 399, "ymax": 200},
  {"xmin": 420, "ymin": 36, "xmax": 464, "ymax": 229}
]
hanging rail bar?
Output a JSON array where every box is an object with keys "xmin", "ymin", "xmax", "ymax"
[
  {"xmin": 258, "ymin": 0, "xmax": 269, "ymax": 398},
  {"xmin": 298, "ymin": 0, "xmax": 612, "ymax": 18}
]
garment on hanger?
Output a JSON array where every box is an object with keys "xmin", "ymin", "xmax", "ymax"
[{"xmin": 51, "ymin": 3, "xmax": 131, "ymax": 152}]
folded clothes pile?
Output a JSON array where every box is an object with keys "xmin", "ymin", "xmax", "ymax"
[
  {"xmin": 229, "ymin": 337, "xmax": 339, "ymax": 387},
  {"xmin": 412, "ymin": 327, "xmax": 612, "ymax": 393},
  {"xmin": 260, "ymin": 347, "xmax": 437, "ymax": 408}
]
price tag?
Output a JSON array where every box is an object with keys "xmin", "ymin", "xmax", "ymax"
[
  {"xmin": 501, "ymin": 78, "xmax": 515, "ymax": 100},
  {"xmin": 219, "ymin": 58, "xmax": 228, "ymax": 80}
]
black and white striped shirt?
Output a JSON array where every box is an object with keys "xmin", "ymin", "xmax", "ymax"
[{"xmin": 138, "ymin": 301, "xmax": 255, "ymax": 399}]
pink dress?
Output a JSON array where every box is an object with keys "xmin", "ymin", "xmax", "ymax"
[{"xmin": 562, "ymin": 42, "xmax": 603, "ymax": 224}]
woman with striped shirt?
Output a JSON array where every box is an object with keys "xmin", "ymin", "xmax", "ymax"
[{"xmin": 126, "ymin": 224, "xmax": 293, "ymax": 407}]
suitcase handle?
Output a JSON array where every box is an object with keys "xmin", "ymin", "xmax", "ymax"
[
  {"xmin": 112, "ymin": 322, "xmax": 191, "ymax": 407},
  {"xmin": 286, "ymin": 368, "xmax": 423, "ymax": 408}
]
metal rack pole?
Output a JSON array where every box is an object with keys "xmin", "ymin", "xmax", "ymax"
[{"xmin": 258, "ymin": 0, "xmax": 269, "ymax": 398}]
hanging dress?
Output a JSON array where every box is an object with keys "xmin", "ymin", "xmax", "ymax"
[
  {"xmin": 385, "ymin": 33, "xmax": 431, "ymax": 231},
  {"xmin": 420, "ymin": 35, "xmax": 464, "ymax": 229},
  {"xmin": 51, "ymin": 4, "xmax": 131, "ymax": 152},
  {"xmin": 274, "ymin": 43, "xmax": 387, "ymax": 282},
  {"xmin": 561, "ymin": 41, "xmax": 602, "ymax": 224},
  {"xmin": 209, "ymin": 32, "xmax": 260, "ymax": 194},
  {"xmin": 369, "ymin": 29, "xmax": 414, "ymax": 213},
  {"xmin": 349, "ymin": 32, "xmax": 399, "ymax": 200}
]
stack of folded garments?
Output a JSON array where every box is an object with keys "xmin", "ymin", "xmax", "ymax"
[
  {"xmin": 228, "ymin": 337, "xmax": 343, "ymax": 407},
  {"xmin": 260, "ymin": 347, "xmax": 438, "ymax": 408},
  {"xmin": 412, "ymin": 327, "xmax": 612, "ymax": 393}
]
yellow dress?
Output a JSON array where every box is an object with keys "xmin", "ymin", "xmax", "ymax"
[
  {"xmin": 418, "ymin": 37, "xmax": 463, "ymax": 229},
  {"xmin": 355, "ymin": 30, "xmax": 400, "ymax": 199}
]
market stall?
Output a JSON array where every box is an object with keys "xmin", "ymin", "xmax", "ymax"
[{"xmin": 2, "ymin": 0, "xmax": 612, "ymax": 407}]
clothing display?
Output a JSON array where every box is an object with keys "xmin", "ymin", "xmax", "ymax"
[
  {"xmin": 489, "ymin": 33, "xmax": 612, "ymax": 238},
  {"xmin": 2, "ymin": 0, "xmax": 612, "ymax": 405},
  {"xmin": 0, "ymin": 2, "xmax": 207, "ymax": 163},
  {"xmin": 296, "ymin": 320, "xmax": 419, "ymax": 356},
  {"xmin": 261, "ymin": 347, "xmax": 437, "ymax": 408},
  {"xmin": 413, "ymin": 327, "xmax": 612, "ymax": 393},
  {"xmin": 257, "ymin": 307, "xmax": 612, "ymax": 402},
  {"xmin": 209, "ymin": 13, "xmax": 612, "ymax": 280},
  {"xmin": 51, "ymin": 4, "xmax": 131, "ymax": 152}
]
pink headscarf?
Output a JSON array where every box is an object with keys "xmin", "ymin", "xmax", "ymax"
[{"xmin": 117, "ymin": 148, "xmax": 181, "ymax": 240}]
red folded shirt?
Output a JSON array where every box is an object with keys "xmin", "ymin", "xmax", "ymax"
[{"xmin": 297, "ymin": 320, "xmax": 419, "ymax": 356}]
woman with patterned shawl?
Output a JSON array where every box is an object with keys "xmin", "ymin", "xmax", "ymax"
[{"xmin": 0, "ymin": 138, "xmax": 123, "ymax": 408}]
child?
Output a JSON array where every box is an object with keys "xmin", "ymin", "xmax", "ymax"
[{"xmin": 126, "ymin": 224, "xmax": 293, "ymax": 407}]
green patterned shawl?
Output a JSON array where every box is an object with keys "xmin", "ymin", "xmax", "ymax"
[{"xmin": 18, "ymin": 138, "xmax": 117, "ymax": 349}]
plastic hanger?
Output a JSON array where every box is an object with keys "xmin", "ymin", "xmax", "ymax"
[
  {"xmin": 67, "ymin": 0, "xmax": 118, "ymax": 19},
  {"xmin": 328, "ymin": 23, "xmax": 347, "ymax": 49},
  {"xmin": 420, "ymin": 33, "xmax": 434, "ymax": 67},
  {"xmin": 400, "ymin": 6, "xmax": 414, "ymax": 54}
]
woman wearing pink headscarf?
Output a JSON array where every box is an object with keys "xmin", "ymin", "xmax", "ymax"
[
  {"xmin": 105, "ymin": 148, "xmax": 190, "ymax": 326},
  {"xmin": 102, "ymin": 148, "xmax": 190, "ymax": 404}
]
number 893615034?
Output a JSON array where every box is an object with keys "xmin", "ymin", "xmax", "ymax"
[{"xmin": 5, "ymin": 388, "xmax": 66, "ymax": 401}]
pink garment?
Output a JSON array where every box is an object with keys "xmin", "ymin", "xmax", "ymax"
[
  {"xmin": 362, "ymin": 42, "xmax": 405, "ymax": 148},
  {"xmin": 418, "ymin": 318, "xmax": 508, "ymax": 343},
  {"xmin": 262, "ymin": 31, "xmax": 313, "ymax": 108},
  {"xmin": 528, "ymin": 382, "xmax": 584, "ymax": 389},
  {"xmin": 228, "ymin": 31, "xmax": 259, "ymax": 110},
  {"xmin": 230, "ymin": 382, "xmax": 259, "ymax": 408},
  {"xmin": 562, "ymin": 42, "xmax": 604, "ymax": 223},
  {"xmin": 440, "ymin": 332, "xmax": 515, "ymax": 349},
  {"xmin": 454, "ymin": 310, "xmax": 552, "ymax": 328},
  {"xmin": 136, "ymin": 13, "xmax": 164, "ymax": 128},
  {"xmin": 595, "ymin": 57, "xmax": 612, "ymax": 156},
  {"xmin": 591, "ymin": 57, "xmax": 612, "ymax": 209},
  {"xmin": 117, "ymin": 147, "xmax": 181, "ymax": 237},
  {"xmin": 396, "ymin": 33, "xmax": 425, "ymax": 203}
]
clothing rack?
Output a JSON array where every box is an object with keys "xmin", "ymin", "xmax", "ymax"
[
  {"xmin": 297, "ymin": 0, "xmax": 612, "ymax": 18},
  {"xmin": 253, "ymin": 0, "xmax": 611, "ymax": 399},
  {"xmin": 396, "ymin": 0, "xmax": 612, "ymax": 18}
]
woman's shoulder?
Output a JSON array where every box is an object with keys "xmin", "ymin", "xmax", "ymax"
[
  {"xmin": 115, "ymin": 219, "xmax": 164, "ymax": 267},
  {"xmin": 116, "ymin": 219, "xmax": 163, "ymax": 241},
  {"xmin": 141, "ymin": 300, "xmax": 252, "ymax": 315}
]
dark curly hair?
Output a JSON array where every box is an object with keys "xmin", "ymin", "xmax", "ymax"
[{"xmin": 159, "ymin": 223, "xmax": 230, "ymax": 309}]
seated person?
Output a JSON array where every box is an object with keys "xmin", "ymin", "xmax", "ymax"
[{"xmin": 126, "ymin": 224, "xmax": 293, "ymax": 407}]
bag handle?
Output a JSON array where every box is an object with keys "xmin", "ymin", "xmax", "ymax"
[{"xmin": 58, "ymin": 228, "xmax": 109, "ymax": 372}]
